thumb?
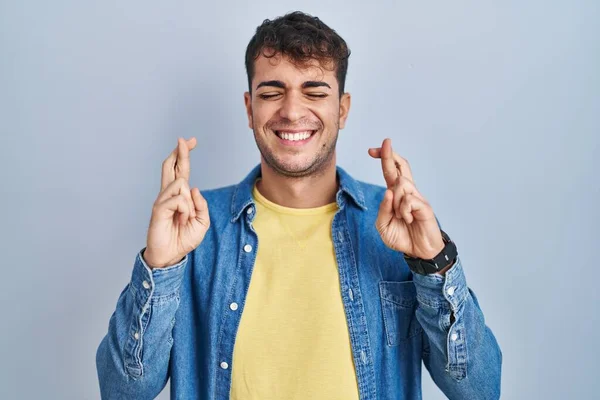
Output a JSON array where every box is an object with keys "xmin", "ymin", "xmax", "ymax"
[
  {"xmin": 191, "ymin": 188, "xmax": 210, "ymax": 227},
  {"xmin": 375, "ymin": 189, "xmax": 394, "ymax": 234}
]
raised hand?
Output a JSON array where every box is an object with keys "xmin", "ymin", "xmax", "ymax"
[
  {"xmin": 369, "ymin": 138, "xmax": 445, "ymax": 260},
  {"xmin": 143, "ymin": 137, "xmax": 210, "ymax": 268}
]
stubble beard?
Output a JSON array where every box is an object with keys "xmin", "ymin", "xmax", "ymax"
[{"xmin": 253, "ymin": 122, "xmax": 339, "ymax": 179}]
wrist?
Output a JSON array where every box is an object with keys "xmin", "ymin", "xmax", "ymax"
[
  {"xmin": 142, "ymin": 248, "xmax": 178, "ymax": 269},
  {"xmin": 421, "ymin": 240, "xmax": 445, "ymax": 260},
  {"xmin": 404, "ymin": 230, "xmax": 458, "ymax": 276}
]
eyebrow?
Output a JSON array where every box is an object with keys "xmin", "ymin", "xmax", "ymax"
[
  {"xmin": 255, "ymin": 80, "xmax": 332, "ymax": 90},
  {"xmin": 302, "ymin": 81, "xmax": 331, "ymax": 89},
  {"xmin": 256, "ymin": 80, "xmax": 285, "ymax": 90}
]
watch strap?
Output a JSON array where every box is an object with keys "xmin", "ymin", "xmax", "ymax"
[{"xmin": 403, "ymin": 230, "xmax": 458, "ymax": 275}]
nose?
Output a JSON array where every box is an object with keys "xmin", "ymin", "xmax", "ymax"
[{"xmin": 278, "ymin": 91, "xmax": 307, "ymax": 122}]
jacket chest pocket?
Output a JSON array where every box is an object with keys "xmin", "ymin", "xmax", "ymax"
[{"xmin": 379, "ymin": 281, "xmax": 423, "ymax": 346}]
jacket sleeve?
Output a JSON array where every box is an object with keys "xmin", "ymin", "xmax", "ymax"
[
  {"xmin": 412, "ymin": 256, "xmax": 502, "ymax": 400},
  {"xmin": 95, "ymin": 248, "xmax": 189, "ymax": 399}
]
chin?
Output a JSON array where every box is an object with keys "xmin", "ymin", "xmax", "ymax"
[
  {"xmin": 270, "ymin": 161, "xmax": 316, "ymax": 177},
  {"xmin": 269, "ymin": 155, "xmax": 335, "ymax": 178}
]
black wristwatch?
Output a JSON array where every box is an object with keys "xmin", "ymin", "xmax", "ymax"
[{"xmin": 403, "ymin": 230, "xmax": 458, "ymax": 275}]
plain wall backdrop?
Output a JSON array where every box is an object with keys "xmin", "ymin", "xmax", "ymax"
[{"xmin": 1, "ymin": 1, "xmax": 598, "ymax": 399}]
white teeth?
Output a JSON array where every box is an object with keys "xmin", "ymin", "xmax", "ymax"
[{"xmin": 277, "ymin": 131, "xmax": 313, "ymax": 141}]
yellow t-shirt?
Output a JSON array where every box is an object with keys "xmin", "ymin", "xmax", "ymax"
[{"xmin": 229, "ymin": 183, "xmax": 360, "ymax": 400}]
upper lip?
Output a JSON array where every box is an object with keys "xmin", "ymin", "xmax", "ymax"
[{"xmin": 273, "ymin": 129, "xmax": 316, "ymax": 133}]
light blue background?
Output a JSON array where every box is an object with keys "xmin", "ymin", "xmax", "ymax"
[{"xmin": 1, "ymin": 1, "xmax": 598, "ymax": 399}]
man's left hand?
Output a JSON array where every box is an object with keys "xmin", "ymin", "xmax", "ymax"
[{"xmin": 369, "ymin": 138, "xmax": 446, "ymax": 261}]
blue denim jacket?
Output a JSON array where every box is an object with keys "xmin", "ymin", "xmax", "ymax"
[{"xmin": 96, "ymin": 165, "xmax": 502, "ymax": 399}]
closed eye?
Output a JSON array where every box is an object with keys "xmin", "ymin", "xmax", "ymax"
[
  {"xmin": 258, "ymin": 93, "xmax": 282, "ymax": 100},
  {"xmin": 258, "ymin": 92, "xmax": 328, "ymax": 100},
  {"xmin": 307, "ymin": 93, "xmax": 328, "ymax": 98}
]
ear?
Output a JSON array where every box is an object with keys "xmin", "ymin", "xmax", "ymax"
[
  {"xmin": 244, "ymin": 92, "xmax": 253, "ymax": 129},
  {"xmin": 338, "ymin": 92, "xmax": 351, "ymax": 129}
]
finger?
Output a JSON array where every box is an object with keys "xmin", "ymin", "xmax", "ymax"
[
  {"xmin": 156, "ymin": 177, "xmax": 195, "ymax": 213},
  {"xmin": 379, "ymin": 138, "xmax": 398, "ymax": 189},
  {"xmin": 161, "ymin": 137, "xmax": 197, "ymax": 191},
  {"xmin": 161, "ymin": 147, "xmax": 178, "ymax": 192},
  {"xmin": 156, "ymin": 178, "xmax": 196, "ymax": 219},
  {"xmin": 175, "ymin": 137, "xmax": 197, "ymax": 182},
  {"xmin": 182, "ymin": 185, "xmax": 195, "ymax": 221},
  {"xmin": 156, "ymin": 177, "xmax": 187, "ymax": 203},
  {"xmin": 155, "ymin": 194, "xmax": 190, "ymax": 224},
  {"xmin": 399, "ymin": 194, "xmax": 429, "ymax": 224},
  {"xmin": 392, "ymin": 177, "xmax": 426, "ymax": 219},
  {"xmin": 191, "ymin": 188, "xmax": 210, "ymax": 228},
  {"xmin": 375, "ymin": 189, "xmax": 394, "ymax": 235},
  {"xmin": 368, "ymin": 145, "xmax": 415, "ymax": 183}
]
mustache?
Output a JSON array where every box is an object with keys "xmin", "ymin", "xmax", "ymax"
[{"xmin": 266, "ymin": 119, "xmax": 323, "ymax": 131}]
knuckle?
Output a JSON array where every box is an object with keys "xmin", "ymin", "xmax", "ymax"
[
  {"xmin": 397, "ymin": 177, "xmax": 413, "ymax": 191},
  {"xmin": 153, "ymin": 200, "xmax": 167, "ymax": 213},
  {"xmin": 396, "ymin": 155, "xmax": 408, "ymax": 165},
  {"xmin": 398, "ymin": 176, "xmax": 411, "ymax": 185},
  {"xmin": 172, "ymin": 178, "xmax": 188, "ymax": 192}
]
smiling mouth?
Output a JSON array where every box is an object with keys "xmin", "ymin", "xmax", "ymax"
[{"xmin": 274, "ymin": 130, "xmax": 316, "ymax": 142}]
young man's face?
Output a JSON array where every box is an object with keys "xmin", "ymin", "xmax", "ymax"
[{"xmin": 244, "ymin": 53, "xmax": 351, "ymax": 178}]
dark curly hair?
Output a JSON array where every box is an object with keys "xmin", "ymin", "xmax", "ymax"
[{"xmin": 245, "ymin": 11, "xmax": 351, "ymax": 97}]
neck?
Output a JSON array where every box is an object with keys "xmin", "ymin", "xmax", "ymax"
[{"xmin": 257, "ymin": 158, "xmax": 338, "ymax": 209}]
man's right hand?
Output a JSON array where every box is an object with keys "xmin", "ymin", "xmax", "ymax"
[{"xmin": 143, "ymin": 137, "xmax": 210, "ymax": 269}]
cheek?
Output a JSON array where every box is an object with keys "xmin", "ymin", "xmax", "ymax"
[
  {"xmin": 323, "ymin": 101, "xmax": 340, "ymax": 121},
  {"xmin": 314, "ymin": 107, "xmax": 338, "ymax": 129},
  {"xmin": 252, "ymin": 103, "xmax": 277, "ymax": 128}
]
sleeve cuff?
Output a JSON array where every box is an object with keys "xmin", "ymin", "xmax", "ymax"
[
  {"xmin": 412, "ymin": 255, "xmax": 468, "ymax": 311},
  {"xmin": 130, "ymin": 248, "xmax": 188, "ymax": 300}
]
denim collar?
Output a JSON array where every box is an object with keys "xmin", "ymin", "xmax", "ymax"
[{"xmin": 231, "ymin": 164, "xmax": 367, "ymax": 222}]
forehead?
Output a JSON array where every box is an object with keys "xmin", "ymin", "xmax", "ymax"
[{"xmin": 252, "ymin": 54, "xmax": 337, "ymax": 89}]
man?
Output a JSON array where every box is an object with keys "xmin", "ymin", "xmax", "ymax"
[{"xmin": 96, "ymin": 11, "xmax": 502, "ymax": 400}]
